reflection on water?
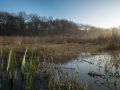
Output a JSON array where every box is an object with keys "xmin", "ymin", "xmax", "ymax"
[{"xmin": 58, "ymin": 52, "xmax": 120, "ymax": 90}]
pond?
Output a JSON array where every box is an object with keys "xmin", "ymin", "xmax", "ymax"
[
  {"xmin": 1, "ymin": 51, "xmax": 120, "ymax": 90},
  {"xmin": 56, "ymin": 52, "xmax": 120, "ymax": 90}
]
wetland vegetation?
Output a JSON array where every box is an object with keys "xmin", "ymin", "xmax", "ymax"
[{"xmin": 1, "ymin": 11, "xmax": 120, "ymax": 90}]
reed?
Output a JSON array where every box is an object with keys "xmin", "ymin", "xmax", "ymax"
[
  {"xmin": 21, "ymin": 48, "xmax": 28, "ymax": 73},
  {"xmin": 7, "ymin": 49, "xmax": 12, "ymax": 72},
  {"xmin": 0, "ymin": 47, "xmax": 89, "ymax": 90}
]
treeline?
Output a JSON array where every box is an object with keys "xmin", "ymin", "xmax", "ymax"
[{"xmin": 0, "ymin": 11, "xmax": 80, "ymax": 36}]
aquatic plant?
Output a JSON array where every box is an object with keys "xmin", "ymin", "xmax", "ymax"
[
  {"xmin": 21, "ymin": 48, "xmax": 28, "ymax": 72},
  {"xmin": 0, "ymin": 46, "xmax": 89, "ymax": 90},
  {"xmin": 7, "ymin": 49, "xmax": 12, "ymax": 71}
]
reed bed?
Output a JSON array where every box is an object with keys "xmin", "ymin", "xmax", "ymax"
[{"xmin": 0, "ymin": 46, "xmax": 89, "ymax": 90}]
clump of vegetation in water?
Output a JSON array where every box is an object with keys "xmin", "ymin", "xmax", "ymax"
[{"xmin": 0, "ymin": 47, "xmax": 89, "ymax": 90}]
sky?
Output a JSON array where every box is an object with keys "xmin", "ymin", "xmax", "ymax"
[{"xmin": 0, "ymin": 0, "xmax": 120, "ymax": 28}]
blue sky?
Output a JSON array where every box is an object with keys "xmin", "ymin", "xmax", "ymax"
[{"xmin": 0, "ymin": 0, "xmax": 120, "ymax": 28}]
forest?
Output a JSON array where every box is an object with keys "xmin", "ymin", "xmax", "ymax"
[{"xmin": 0, "ymin": 11, "xmax": 81, "ymax": 36}]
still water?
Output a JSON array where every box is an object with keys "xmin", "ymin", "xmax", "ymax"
[
  {"xmin": 57, "ymin": 52, "xmax": 120, "ymax": 90},
  {"xmin": 1, "ymin": 52, "xmax": 120, "ymax": 90}
]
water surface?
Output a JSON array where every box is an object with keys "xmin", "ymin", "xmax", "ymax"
[{"xmin": 57, "ymin": 52, "xmax": 120, "ymax": 90}]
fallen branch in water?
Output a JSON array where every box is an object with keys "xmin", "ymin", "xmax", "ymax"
[
  {"xmin": 81, "ymin": 60, "xmax": 94, "ymax": 64},
  {"xmin": 88, "ymin": 71, "xmax": 120, "ymax": 78},
  {"xmin": 88, "ymin": 72, "xmax": 104, "ymax": 77}
]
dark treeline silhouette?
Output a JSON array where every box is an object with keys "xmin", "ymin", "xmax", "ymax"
[{"xmin": 0, "ymin": 11, "xmax": 81, "ymax": 36}]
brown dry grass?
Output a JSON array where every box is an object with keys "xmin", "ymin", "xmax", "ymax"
[{"xmin": 0, "ymin": 29, "xmax": 120, "ymax": 51}]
